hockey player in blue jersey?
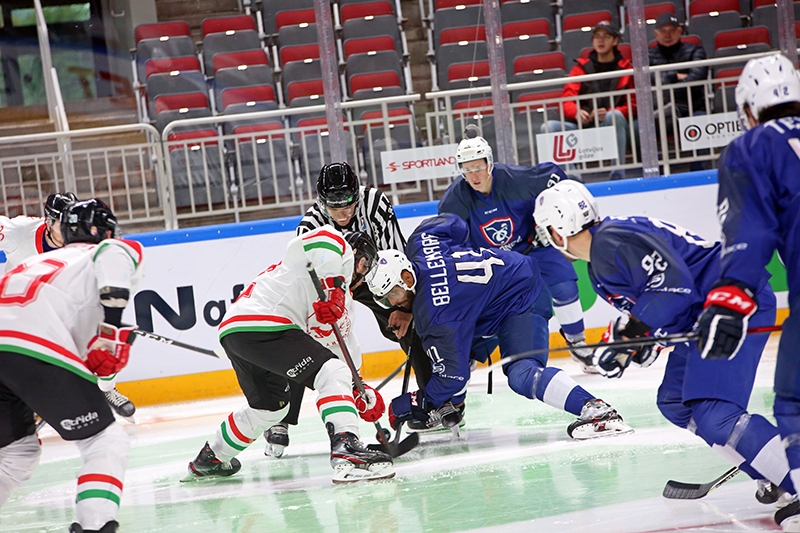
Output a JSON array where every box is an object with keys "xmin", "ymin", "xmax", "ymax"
[
  {"xmin": 366, "ymin": 212, "xmax": 633, "ymax": 439},
  {"xmin": 534, "ymin": 180, "xmax": 794, "ymax": 511},
  {"xmin": 438, "ymin": 137, "xmax": 595, "ymax": 373},
  {"xmin": 695, "ymin": 53, "xmax": 800, "ymax": 531}
]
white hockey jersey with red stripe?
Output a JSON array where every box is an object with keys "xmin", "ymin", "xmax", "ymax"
[
  {"xmin": 218, "ymin": 225, "xmax": 362, "ymax": 367},
  {"xmin": 0, "ymin": 239, "xmax": 144, "ymax": 382},
  {"xmin": 0, "ymin": 215, "xmax": 47, "ymax": 271}
]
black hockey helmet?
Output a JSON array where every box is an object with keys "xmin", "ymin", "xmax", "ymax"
[
  {"xmin": 317, "ymin": 162, "xmax": 359, "ymax": 208},
  {"xmin": 345, "ymin": 231, "xmax": 378, "ymax": 289},
  {"xmin": 44, "ymin": 192, "xmax": 78, "ymax": 220},
  {"xmin": 61, "ymin": 199, "xmax": 119, "ymax": 245}
]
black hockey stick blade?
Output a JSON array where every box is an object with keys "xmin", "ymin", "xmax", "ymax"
[
  {"xmin": 662, "ymin": 466, "xmax": 741, "ymax": 499},
  {"xmin": 367, "ymin": 431, "xmax": 420, "ymax": 457}
]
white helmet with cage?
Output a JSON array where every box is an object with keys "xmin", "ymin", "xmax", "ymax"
[
  {"xmin": 455, "ymin": 137, "xmax": 494, "ymax": 174},
  {"xmin": 366, "ymin": 249, "xmax": 416, "ymax": 308},
  {"xmin": 533, "ymin": 181, "xmax": 600, "ymax": 259},
  {"xmin": 735, "ymin": 52, "xmax": 800, "ymax": 130}
]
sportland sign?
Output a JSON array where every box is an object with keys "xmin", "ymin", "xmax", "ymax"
[
  {"xmin": 536, "ymin": 126, "xmax": 618, "ymax": 164},
  {"xmin": 678, "ymin": 111, "xmax": 743, "ymax": 151},
  {"xmin": 380, "ymin": 144, "xmax": 460, "ymax": 184}
]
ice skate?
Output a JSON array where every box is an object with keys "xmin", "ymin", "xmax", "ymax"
[
  {"xmin": 757, "ymin": 479, "xmax": 793, "ymax": 506},
  {"xmin": 264, "ymin": 423, "xmax": 289, "ymax": 458},
  {"xmin": 186, "ymin": 442, "xmax": 241, "ymax": 479},
  {"xmin": 328, "ymin": 425, "xmax": 395, "ymax": 484},
  {"xmin": 567, "ymin": 399, "xmax": 633, "ymax": 440},
  {"xmin": 406, "ymin": 402, "xmax": 465, "ymax": 433},
  {"xmin": 775, "ymin": 496, "xmax": 800, "ymax": 531},
  {"xmin": 567, "ymin": 338, "xmax": 599, "ymax": 374},
  {"xmin": 68, "ymin": 520, "xmax": 119, "ymax": 533},
  {"xmin": 104, "ymin": 388, "xmax": 136, "ymax": 421}
]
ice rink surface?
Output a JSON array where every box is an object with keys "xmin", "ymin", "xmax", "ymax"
[{"xmin": 1, "ymin": 334, "xmax": 788, "ymax": 532}]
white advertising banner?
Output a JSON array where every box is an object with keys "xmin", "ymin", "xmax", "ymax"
[
  {"xmin": 380, "ymin": 144, "xmax": 459, "ymax": 184},
  {"xmin": 678, "ymin": 111, "xmax": 743, "ymax": 151},
  {"xmin": 536, "ymin": 126, "xmax": 618, "ymax": 164}
]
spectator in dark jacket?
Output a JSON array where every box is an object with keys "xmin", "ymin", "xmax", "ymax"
[
  {"xmin": 648, "ymin": 13, "xmax": 710, "ymax": 169},
  {"xmin": 649, "ymin": 13, "xmax": 709, "ymax": 118},
  {"xmin": 541, "ymin": 21, "xmax": 635, "ymax": 180}
]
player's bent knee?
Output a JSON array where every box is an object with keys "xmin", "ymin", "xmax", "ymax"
[
  {"xmin": 77, "ymin": 422, "xmax": 130, "ymax": 465},
  {"xmin": 313, "ymin": 359, "xmax": 352, "ymax": 393},
  {"xmin": 240, "ymin": 405, "xmax": 290, "ymax": 432},
  {"xmin": 690, "ymin": 399, "xmax": 745, "ymax": 447},
  {"xmin": 0, "ymin": 434, "xmax": 42, "ymax": 506},
  {"xmin": 657, "ymin": 397, "xmax": 692, "ymax": 429},
  {"xmin": 505, "ymin": 360, "xmax": 544, "ymax": 399},
  {"xmin": 548, "ymin": 280, "xmax": 580, "ymax": 305}
]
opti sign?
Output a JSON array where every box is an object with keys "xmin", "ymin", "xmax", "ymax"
[{"xmin": 678, "ymin": 112, "xmax": 743, "ymax": 151}]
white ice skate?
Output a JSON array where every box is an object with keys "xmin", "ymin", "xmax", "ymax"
[
  {"xmin": 567, "ymin": 339, "xmax": 600, "ymax": 374},
  {"xmin": 329, "ymin": 431, "xmax": 395, "ymax": 484},
  {"xmin": 264, "ymin": 423, "xmax": 289, "ymax": 458},
  {"xmin": 567, "ymin": 399, "xmax": 633, "ymax": 440}
]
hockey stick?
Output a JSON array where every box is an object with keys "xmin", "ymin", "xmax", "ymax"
[
  {"xmin": 369, "ymin": 345, "xmax": 420, "ymax": 453},
  {"xmin": 375, "ymin": 360, "xmax": 407, "ymax": 391},
  {"xmin": 479, "ymin": 325, "xmax": 783, "ymax": 374},
  {"xmin": 307, "ymin": 263, "xmax": 418, "ymax": 458},
  {"xmin": 131, "ymin": 329, "xmax": 224, "ymax": 358},
  {"xmin": 662, "ymin": 466, "xmax": 741, "ymax": 499}
]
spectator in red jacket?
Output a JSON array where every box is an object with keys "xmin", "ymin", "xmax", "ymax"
[{"xmin": 541, "ymin": 21, "xmax": 636, "ymax": 180}]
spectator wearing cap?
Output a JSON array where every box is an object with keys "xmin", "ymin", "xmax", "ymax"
[
  {"xmin": 541, "ymin": 21, "xmax": 635, "ymax": 180},
  {"xmin": 648, "ymin": 13, "xmax": 709, "ymax": 170},
  {"xmin": 649, "ymin": 12, "xmax": 708, "ymax": 118}
]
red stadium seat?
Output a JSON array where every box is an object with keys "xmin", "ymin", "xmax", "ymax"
[
  {"xmin": 154, "ymin": 92, "xmax": 210, "ymax": 116},
  {"xmin": 212, "ymin": 50, "xmax": 270, "ymax": 73},
  {"xmin": 220, "ymin": 85, "xmax": 277, "ymax": 111},
  {"xmin": 135, "ymin": 22, "xmax": 190, "ymax": 44},
  {"xmin": 144, "ymin": 56, "xmax": 201, "ymax": 79},
  {"xmin": 714, "ymin": 26, "xmax": 771, "ymax": 49},
  {"xmin": 689, "ymin": 0, "xmax": 739, "ymax": 17},
  {"xmin": 340, "ymin": 1, "xmax": 394, "ymax": 22},
  {"xmin": 201, "ymin": 15, "xmax": 257, "ymax": 37}
]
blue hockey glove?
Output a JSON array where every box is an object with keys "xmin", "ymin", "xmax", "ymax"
[
  {"xmin": 696, "ymin": 281, "xmax": 757, "ymax": 360},
  {"xmin": 388, "ymin": 391, "xmax": 463, "ymax": 430}
]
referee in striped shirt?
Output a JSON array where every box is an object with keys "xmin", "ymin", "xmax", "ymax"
[{"xmin": 263, "ymin": 163, "xmax": 430, "ymax": 455}]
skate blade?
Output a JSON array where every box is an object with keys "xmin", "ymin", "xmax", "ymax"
[
  {"xmin": 570, "ymin": 419, "xmax": 634, "ymax": 440},
  {"xmin": 264, "ymin": 444, "xmax": 286, "ymax": 458},
  {"xmin": 121, "ymin": 415, "xmax": 136, "ymax": 424},
  {"xmin": 331, "ymin": 463, "xmax": 396, "ymax": 484}
]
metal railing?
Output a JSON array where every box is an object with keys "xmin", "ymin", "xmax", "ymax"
[
  {"xmin": 0, "ymin": 124, "xmax": 167, "ymax": 231},
  {"xmin": 425, "ymin": 50, "xmax": 780, "ymax": 181}
]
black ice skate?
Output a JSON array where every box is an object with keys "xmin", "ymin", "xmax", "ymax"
[
  {"xmin": 69, "ymin": 520, "xmax": 119, "ymax": 533},
  {"xmin": 757, "ymin": 479, "xmax": 793, "ymax": 506},
  {"xmin": 328, "ymin": 424, "xmax": 395, "ymax": 483},
  {"xmin": 567, "ymin": 399, "xmax": 633, "ymax": 440},
  {"xmin": 264, "ymin": 422, "xmax": 289, "ymax": 458},
  {"xmin": 775, "ymin": 496, "xmax": 800, "ymax": 531},
  {"xmin": 104, "ymin": 388, "xmax": 136, "ymax": 420},
  {"xmin": 406, "ymin": 402, "xmax": 466, "ymax": 433},
  {"xmin": 187, "ymin": 442, "xmax": 241, "ymax": 478}
]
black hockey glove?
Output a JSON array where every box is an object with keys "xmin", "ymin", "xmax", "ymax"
[
  {"xmin": 388, "ymin": 391, "xmax": 463, "ymax": 430},
  {"xmin": 696, "ymin": 281, "xmax": 757, "ymax": 360},
  {"xmin": 592, "ymin": 316, "xmax": 653, "ymax": 378}
]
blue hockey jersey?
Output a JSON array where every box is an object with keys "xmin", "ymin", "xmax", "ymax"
[
  {"xmin": 407, "ymin": 213, "xmax": 543, "ymax": 407},
  {"xmin": 717, "ymin": 116, "xmax": 800, "ymax": 304},
  {"xmin": 438, "ymin": 162, "xmax": 568, "ymax": 253},
  {"xmin": 586, "ymin": 216, "xmax": 754, "ymax": 335}
]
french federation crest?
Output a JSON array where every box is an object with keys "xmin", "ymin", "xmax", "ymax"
[{"xmin": 480, "ymin": 217, "xmax": 515, "ymax": 247}]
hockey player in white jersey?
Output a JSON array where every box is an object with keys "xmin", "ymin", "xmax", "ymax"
[
  {"xmin": 0, "ymin": 199, "xmax": 144, "ymax": 533},
  {"xmin": 0, "ymin": 192, "xmax": 136, "ymax": 419},
  {"xmin": 187, "ymin": 226, "xmax": 393, "ymax": 483}
]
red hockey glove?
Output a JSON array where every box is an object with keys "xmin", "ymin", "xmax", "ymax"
[
  {"xmin": 86, "ymin": 323, "xmax": 136, "ymax": 377},
  {"xmin": 312, "ymin": 276, "xmax": 347, "ymax": 325},
  {"xmin": 354, "ymin": 382, "xmax": 385, "ymax": 422},
  {"xmin": 696, "ymin": 282, "xmax": 757, "ymax": 360}
]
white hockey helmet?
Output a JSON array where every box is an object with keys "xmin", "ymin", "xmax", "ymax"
[
  {"xmin": 455, "ymin": 136, "xmax": 494, "ymax": 174},
  {"xmin": 735, "ymin": 53, "xmax": 800, "ymax": 130},
  {"xmin": 366, "ymin": 249, "xmax": 416, "ymax": 309},
  {"xmin": 533, "ymin": 180, "xmax": 599, "ymax": 259}
]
